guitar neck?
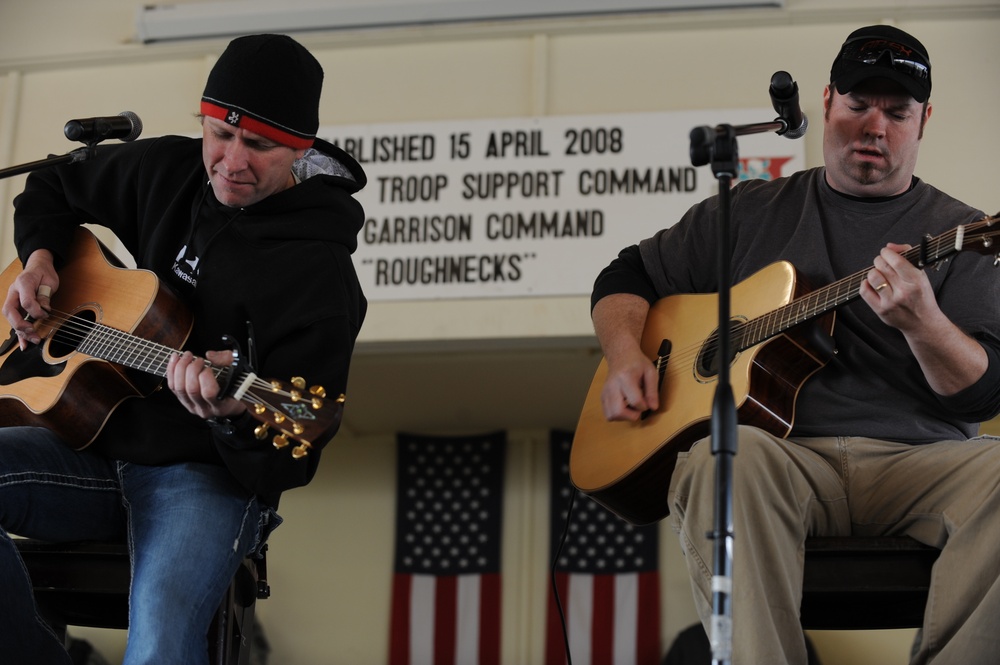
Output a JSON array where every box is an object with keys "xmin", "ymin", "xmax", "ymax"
[
  {"xmin": 76, "ymin": 323, "xmax": 228, "ymax": 383},
  {"xmin": 62, "ymin": 316, "xmax": 339, "ymax": 457},
  {"xmin": 739, "ymin": 224, "xmax": 972, "ymax": 351}
]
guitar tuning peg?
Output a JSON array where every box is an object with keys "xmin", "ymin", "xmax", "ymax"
[
  {"xmin": 254, "ymin": 424, "xmax": 269, "ymax": 441},
  {"xmin": 273, "ymin": 433, "xmax": 289, "ymax": 449},
  {"xmin": 336, "ymin": 393, "xmax": 346, "ymax": 404},
  {"xmin": 291, "ymin": 376, "xmax": 306, "ymax": 390},
  {"xmin": 309, "ymin": 385, "xmax": 327, "ymax": 399},
  {"xmin": 291, "ymin": 441, "xmax": 313, "ymax": 459}
]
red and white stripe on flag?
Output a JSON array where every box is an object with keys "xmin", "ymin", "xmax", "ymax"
[
  {"xmin": 545, "ymin": 430, "xmax": 661, "ymax": 665},
  {"xmin": 388, "ymin": 431, "xmax": 506, "ymax": 665},
  {"xmin": 389, "ymin": 573, "xmax": 501, "ymax": 665}
]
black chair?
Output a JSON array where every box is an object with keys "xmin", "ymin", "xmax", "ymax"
[
  {"xmin": 800, "ymin": 536, "xmax": 939, "ymax": 630},
  {"xmin": 15, "ymin": 538, "xmax": 270, "ymax": 665}
]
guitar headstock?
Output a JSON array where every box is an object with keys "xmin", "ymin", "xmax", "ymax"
[
  {"xmin": 242, "ymin": 376, "xmax": 345, "ymax": 459},
  {"xmin": 956, "ymin": 215, "xmax": 1000, "ymax": 260},
  {"xmin": 910, "ymin": 215, "xmax": 1000, "ymax": 271}
]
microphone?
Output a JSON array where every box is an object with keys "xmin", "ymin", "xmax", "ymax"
[
  {"xmin": 64, "ymin": 111, "xmax": 143, "ymax": 144},
  {"xmin": 769, "ymin": 71, "xmax": 808, "ymax": 139}
]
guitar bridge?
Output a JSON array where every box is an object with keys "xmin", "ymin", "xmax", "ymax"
[
  {"xmin": 641, "ymin": 339, "xmax": 672, "ymax": 420},
  {"xmin": 0, "ymin": 328, "xmax": 17, "ymax": 355}
]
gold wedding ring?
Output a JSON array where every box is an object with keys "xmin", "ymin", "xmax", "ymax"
[
  {"xmin": 875, "ymin": 282, "xmax": 888, "ymax": 292},
  {"xmin": 36, "ymin": 285, "xmax": 52, "ymax": 298}
]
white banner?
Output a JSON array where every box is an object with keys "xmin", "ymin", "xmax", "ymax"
[{"xmin": 321, "ymin": 110, "xmax": 805, "ymax": 302}]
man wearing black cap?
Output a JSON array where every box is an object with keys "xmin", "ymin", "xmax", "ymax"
[
  {"xmin": 0, "ymin": 34, "xmax": 366, "ymax": 664},
  {"xmin": 589, "ymin": 25, "xmax": 1000, "ymax": 663}
]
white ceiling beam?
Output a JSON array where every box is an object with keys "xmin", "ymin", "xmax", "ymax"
[{"xmin": 135, "ymin": 0, "xmax": 784, "ymax": 43}]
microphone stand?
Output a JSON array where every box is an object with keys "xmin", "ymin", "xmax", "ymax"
[{"xmin": 688, "ymin": 115, "xmax": 793, "ymax": 665}]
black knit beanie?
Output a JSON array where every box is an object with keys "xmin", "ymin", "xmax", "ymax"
[{"xmin": 201, "ymin": 34, "xmax": 323, "ymax": 149}]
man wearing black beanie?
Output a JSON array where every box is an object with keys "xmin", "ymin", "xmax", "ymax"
[{"xmin": 0, "ymin": 34, "xmax": 367, "ymax": 664}]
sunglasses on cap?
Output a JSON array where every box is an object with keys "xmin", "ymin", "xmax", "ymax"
[{"xmin": 840, "ymin": 37, "xmax": 930, "ymax": 81}]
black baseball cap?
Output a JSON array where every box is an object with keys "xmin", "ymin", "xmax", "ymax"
[{"xmin": 830, "ymin": 25, "xmax": 931, "ymax": 102}]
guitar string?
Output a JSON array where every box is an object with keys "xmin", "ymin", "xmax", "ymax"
[
  {"xmin": 20, "ymin": 220, "xmax": 992, "ymax": 431},
  {"xmin": 30, "ymin": 308, "xmax": 321, "ymax": 443},
  {"xmin": 655, "ymin": 231, "xmax": 949, "ymax": 377},
  {"xmin": 641, "ymin": 223, "xmax": 984, "ymax": 388},
  {"xmin": 25, "ymin": 308, "xmax": 319, "ymax": 438}
]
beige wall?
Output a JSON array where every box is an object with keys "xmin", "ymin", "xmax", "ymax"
[{"xmin": 2, "ymin": 1, "xmax": 999, "ymax": 664}]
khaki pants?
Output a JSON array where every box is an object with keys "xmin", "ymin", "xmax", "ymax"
[{"xmin": 668, "ymin": 426, "xmax": 1000, "ymax": 665}]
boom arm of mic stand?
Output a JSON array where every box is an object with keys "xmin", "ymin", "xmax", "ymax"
[
  {"xmin": 0, "ymin": 146, "xmax": 95, "ymax": 181},
  {"xmin": 690, "ymin": 120, "xmax": 788, "ymax": 168}
]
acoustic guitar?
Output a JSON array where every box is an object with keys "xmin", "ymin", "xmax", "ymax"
[
  {"xmin": 0, "ymin": 226, "xmax": 343, "ymax": 458},
  {"xmin": 570, "ymin": 216, "xmax": 1000, "ymax": 525}
]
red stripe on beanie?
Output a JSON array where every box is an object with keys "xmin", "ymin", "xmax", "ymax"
[{"xmin": 201, "ymin": 101, "xmax": 314, "ymax": 150}]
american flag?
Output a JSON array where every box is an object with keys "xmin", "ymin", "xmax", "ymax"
[
  {"xmin": 388, "ymin": 431, "xmax": 506, "ymax": 665},
  {"xmin": 546, "ymin": 430, "xmax": 661, "ymax": 665}
]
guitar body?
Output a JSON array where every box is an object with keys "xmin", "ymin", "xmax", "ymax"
[
  {"xmin": 570, "ymin": 261, "xmax": 836, "ymax": 525},
  {"xmin": 0, "ymin": 227, "xmax": 192, "ymax": 449}
]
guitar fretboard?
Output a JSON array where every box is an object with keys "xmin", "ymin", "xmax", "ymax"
[
  {"xmin": 76, "ymin": 321, "xmax": 228, "ymax": 381},
  {"xmin": 734, "ymin": 222, "xmax": 987, "ymax": 352}
]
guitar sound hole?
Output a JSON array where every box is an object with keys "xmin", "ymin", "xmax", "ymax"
[
  {"xmin": 49, "ymin": 308, "xmax": 97, "ymax": 358},
  {"xmin": 696, "ymin": 319, "xmax": 743, "ymax": 379}
]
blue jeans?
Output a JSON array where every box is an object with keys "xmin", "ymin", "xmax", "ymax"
[{"xmin": 0, "ymin": 427, "xmax": 273, "ymax": 665}]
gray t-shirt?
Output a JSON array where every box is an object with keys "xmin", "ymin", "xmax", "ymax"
[{"xmin": 633, "ymin": 167, "xmax": 1000, "ymax": 442}]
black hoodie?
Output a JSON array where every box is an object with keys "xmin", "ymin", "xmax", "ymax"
[{"xmin": 12, "ymin": 135, "xmax": 368, "ymax": 507}]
